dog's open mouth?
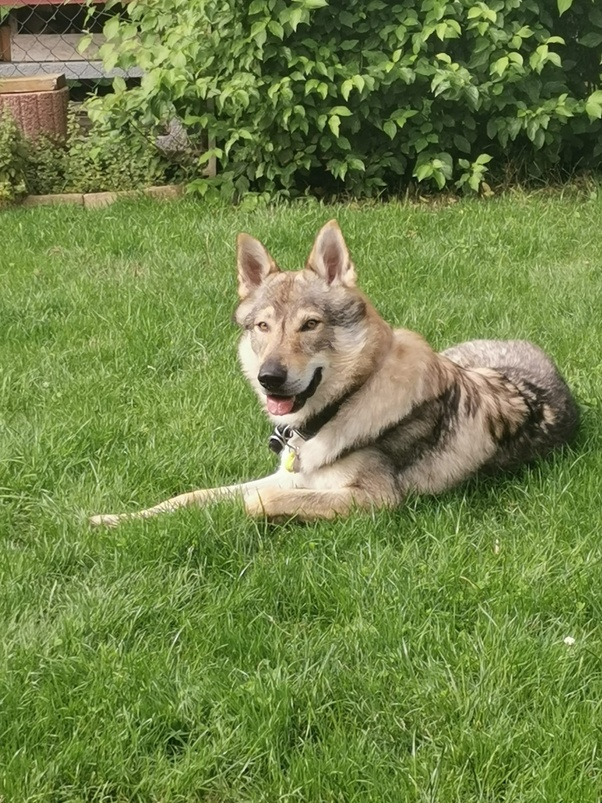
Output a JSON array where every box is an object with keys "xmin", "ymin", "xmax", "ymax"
[{"xmin": 266, "ymin": 368, "xmax": 323, "ymax": 416}]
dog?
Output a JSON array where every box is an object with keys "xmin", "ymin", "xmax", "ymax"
[{"xmin": 90, "ymin": 220, "xmax": 579, "ymax": 526}]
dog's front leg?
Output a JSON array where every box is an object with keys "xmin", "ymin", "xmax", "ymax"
[
  {"xmin": 89, "ymin": 471, "xmax": 298, "ymax": 528},
  {"xmin": 243, "ymin": 486, "xmax": 393, "ymax": 522}
]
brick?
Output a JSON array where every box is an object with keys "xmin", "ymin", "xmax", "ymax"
[
  {"xmin": 144, "ymin": 185, "xmax": 184, "ymax": 200},
  {"xmin": 22, "ymin": 193, "xmax": 83, "ymax": 207}
]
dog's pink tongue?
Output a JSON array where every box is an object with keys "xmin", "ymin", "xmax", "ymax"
[{"xmin": 267, "ymin": 396, "xmax": 295, "ymax": 416}]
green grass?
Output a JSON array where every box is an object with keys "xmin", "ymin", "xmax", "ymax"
[{"xmin": 0, "ymin": 192, "xmax": 601, "ymax": 802}]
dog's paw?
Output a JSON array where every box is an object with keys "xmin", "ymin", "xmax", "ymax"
[
  {"xmin": 243, "ymin": 488, "xmax": 281, "ymax": 519},
  {"xmin": 243, "ymin": 491, "xmax": 267, "ymax": 518},
  {"xmin": 243, "ymin": 488, "xmax": 296, "ymax": 522},
  {"xmin": 89, "ymin": 513, "xmax": 123, "ymax": 528}
]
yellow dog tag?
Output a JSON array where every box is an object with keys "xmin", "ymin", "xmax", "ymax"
[{"xmin": 283, "ymin": 449, "xmax": 296, "ymax": 472}]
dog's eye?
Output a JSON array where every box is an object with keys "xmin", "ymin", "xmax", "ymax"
[
  {"xmin": 256, "ymin": 321, "xmax": 269, "ymax": 332},
  {"xmin": 301, "ymin": 319, "xmax": 320, "ymax": 332}
]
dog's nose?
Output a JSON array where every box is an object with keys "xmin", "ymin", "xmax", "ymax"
[{"xmin": 258, "ymin": 361, "xmax": 288, "ymax": 391}]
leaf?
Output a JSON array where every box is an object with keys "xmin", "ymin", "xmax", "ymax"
[
  {"xmin": 112, "ymin": 76, "xmax": 126, "ymax": 94},
  {"xmin": 77, "ymin": 34, "xmax": 93, "ymax": 55},
  {"xmin": 348, "ymin": 157, "xmax": 365, "ymax": 172},
  {"xmin": 251, "ymin": 20, "xmax": 267, "ymax": 42},
  {"xmin": 172, "ymin": 51, "xmax": 187, "ymax": 69},
  {"xmin": 352, "ymin": 75, "xmax": 366, "ymax": 93},
  {"xmin": 103, "ymin": 16, "xmax": 121, "ymax": 41},
  {"xmin": 317, "ymin": 82, "xmax": 329, "ymax": 100},
  {"xmin": 516, "ymin": 25, "xmax": 533, "ymax": 39},
  {"xmin": 433, "ymin": 170, "xmax": 446, "ymax": 189},
  {"xmin": 328, "ymin": 115, "xmax": 341, "ymax": 137},
  {"xmin": 453, "ymin": 134, "xmax": 471, "ymax": 153},
  {"xmin": 414, "ymin": 163, "xmax": 433, "ymax": 181},
  {"xmin": 340, "ymin": 80, "xmax": 353, "ymax": 101},
  {"xmin": 507, "ymin": 118, "xmax": 522, "ymax": 140},
  {"xmin": 289, "ymin": 7, "xmax": 304, "ymax": 30},
  {"xmin": 268, "ymin": 20, "xmax": 284, "ymax": 38},
  {"xmin": 585, "ymin": 100, "xmax": 602, "ymax": 120},
  {"xmin": 435, "ymin": 23, "xmax": 448, "ymax": 41},
  {"xmin": 526, "ymin": 119, "xmax": 540, "ymax": 142},
  {"xmin": 330, "ymin": 106, "xmax": 352, "ymax": 117},
  {"xmin": 579, "ymin": 32, "xmax": 602, "ymax": 48},
  {"xmin": 557, "ymin": 0, "xmax": 573, "ymax": 16},
  {"xmin": 464, "ymin": 85, "xmax": 479, "ymax": 109},
  {"xmin": 491, "ymin": 56, "xmax": 509, "ymax": 77},
  {"xmin": 383, "ymin": 120, "xmax": 397, "ymax": 140}
]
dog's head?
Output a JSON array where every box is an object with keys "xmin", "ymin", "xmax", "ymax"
[{"xmin": 235, "ymin": 220, "xmax": 372, "ymax": 424}]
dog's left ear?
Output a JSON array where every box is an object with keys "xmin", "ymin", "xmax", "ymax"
[
  {"xmin": 306, "ymin": 220, "xmax": 357, "ymax": 287},
  {"xmin": 237, "ymin": 233, "xmax": 280, "ymax": 299}
]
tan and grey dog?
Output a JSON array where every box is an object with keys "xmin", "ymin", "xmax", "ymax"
[{"xmin": 90, "ymin": 220, "xmax": 579, "ymax": 526}]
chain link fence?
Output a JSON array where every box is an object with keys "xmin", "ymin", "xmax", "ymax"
[
  {"xmin": 0, "ymin": 0, "xmax": 140, "ymax": 87},
  {"xmin": 1, "ymin": 0, "xmax": 215, "ymax": 178}
]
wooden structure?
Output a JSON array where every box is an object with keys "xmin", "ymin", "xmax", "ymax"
[
  {"xmin": 0, "ymin": 72, "xmax": 68, "ymax": 138},
  {"xmin": 0, "ymin": 0, "xmax": 140, "ymax": 79}
]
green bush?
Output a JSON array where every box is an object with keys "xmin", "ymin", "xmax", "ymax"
[
  {"xmin": 58, "ymin": 1, "xmax": 602, "ymax": 197},
  {"xmin": 25, "ymin": 113, "xmax": 173, "ymax": 195},
  {"xmin": 0, "ymin": 108, "xmax": 184, "ymax": 202},
  {"xmin": 0, "ymin": 111, "xmax": 28, "ymax": 205}
]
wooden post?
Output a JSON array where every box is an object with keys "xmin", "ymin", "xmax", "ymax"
[
  {"xmin": 205, "ymin": 97, "xmax": 217, "ymax": 178},
  {"xmin": 0, "ymin": 25, "xmax": 11, "ymax": 62}
]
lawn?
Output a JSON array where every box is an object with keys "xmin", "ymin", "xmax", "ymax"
[{"xmin": 0, "ymin": 192, "xmax": 601, "ymax": 802}]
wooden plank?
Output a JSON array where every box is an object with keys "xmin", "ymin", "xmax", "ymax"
[
  {"xmin": 0, "ymin": 73, "xmax": 66, "ymax": 93},
  {"xmin": 0, "ymin": 25, "xmax": 10, "ymax": 62},
  {"xmin": 0, "ymin": 60, "xmax": 143, "ymax": 79},
  {"xmin": 11, "ymin": 33, "xmax": 104, "ymax": 63}
]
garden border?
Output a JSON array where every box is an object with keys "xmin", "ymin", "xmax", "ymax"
[{"xmin": 19, "ymin": 183, "xmax": 184, "ymax": 208}]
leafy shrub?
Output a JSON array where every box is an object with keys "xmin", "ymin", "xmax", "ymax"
[
  {"xmin": 0, "ymin": 107, "xmax": 186, "ymax": 203},
  {"xmin": 23, "ymin": 133, "xmax": 66, "ymax": 196},
  {"xmin": 0, "ymin": 111, "xmax": 28, "ymax": 206},
  {"xmin": 87, "ymin": 0, "xmax": 602, "ymax": 198},
  {"xmin": 25, "ymin": 112, "xmax": 173, "ymax": 195},
  {"xmin": 63, "ymin": 116, "xmax": 167, "ymax": 193}
]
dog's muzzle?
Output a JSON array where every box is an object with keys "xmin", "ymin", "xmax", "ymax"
[{"xmin": 291, "ymin": 367, "xmax": 323, "ymax": 412}]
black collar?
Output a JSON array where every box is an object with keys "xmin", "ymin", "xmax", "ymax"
[
  {"xmin": 296, "ymin": 381, "xmax": 363, "ymax": 439},
  {"xmin": 268, "ymin": 380, "xmax": 364, "ymax": 454}
]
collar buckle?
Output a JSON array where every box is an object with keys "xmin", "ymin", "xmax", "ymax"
[{"xmin": 268, "ymin": 424, "xmax": 298, "ymax": 454}]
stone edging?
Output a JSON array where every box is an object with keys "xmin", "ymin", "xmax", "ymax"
[{"xmin": 21, "ymin": 184, "xmax": 184, "ymax": 209}]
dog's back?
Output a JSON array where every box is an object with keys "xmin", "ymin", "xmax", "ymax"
[
  {"xmin": 382, "ymin": 338, "xmax": 579, "ymax": 495},
  {"xmin": 442, "ymin": 339, "xmax": 579, "ymax": 470}
]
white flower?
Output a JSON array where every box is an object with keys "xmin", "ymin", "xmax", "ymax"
[{"xmin": 563, "ymin": 636, "xmax": 576, "ymax": 646}]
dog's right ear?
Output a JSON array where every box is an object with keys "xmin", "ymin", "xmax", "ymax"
[
  {"xmin": 306, "ymin": 219, "xmax": 357, "ymax": 287},
  {"xmin": 236, "ymin": 234, "xmax": 280, "ymax": 299}
]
